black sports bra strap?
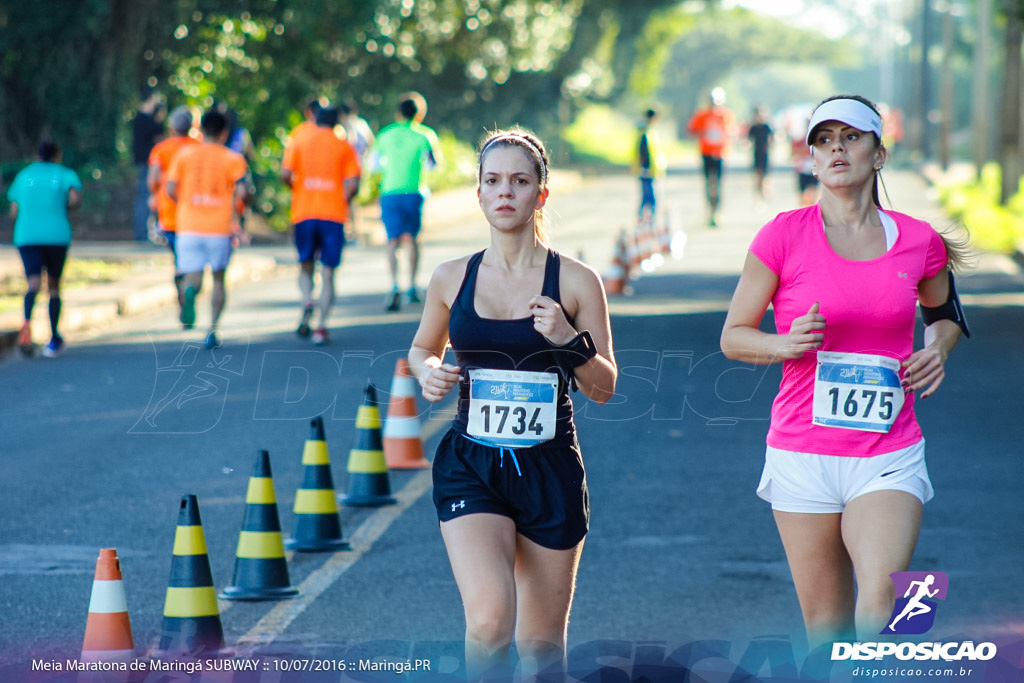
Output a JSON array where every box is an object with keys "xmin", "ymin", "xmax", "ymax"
[
  {"xmin": 454, "ymin": 250, "xmax": 486, "ymax": 309},
  {"xmin": 541, "ymin": 250, "xmax": 561, "ymax": 300}
]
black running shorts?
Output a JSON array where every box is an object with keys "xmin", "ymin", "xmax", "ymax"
[{"xmin": 432, "ymin": 429, "xmax": 589, "ymax": 550}]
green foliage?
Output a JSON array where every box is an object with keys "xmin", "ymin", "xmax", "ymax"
[
  {"xmin": 660, "ymin": 7, "xmax": 852, "ymax": 117},
  {"xmin": 2, "ymin": 0, "xmax": 681, "ymax": 234},
  {"xmin": 629, "ymin": 6, "xmax": 693, "ymax": 98},
  {"xmin": 562, "ymin": 105, "xmax": 636, "ymax": 166},
  {"xmin": 935, "ymin": 163, "xmax": 1024, "ymax": 253}
]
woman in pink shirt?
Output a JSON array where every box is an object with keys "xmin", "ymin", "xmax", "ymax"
[{"xmin": 720, "ymin": 94, "xmax": 968, "ymax": 650}]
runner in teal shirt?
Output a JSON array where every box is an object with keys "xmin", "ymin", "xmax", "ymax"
[
  {"xmin": 8, "ymin": 157, "xmax": 82, "ymax": 246},
  {"xmin": 7, "ymin": 141, "xmax": 83, "ymax": 357}
]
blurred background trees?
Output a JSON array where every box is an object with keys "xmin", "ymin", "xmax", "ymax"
[{"xmin": 0, "ymin": 0, "xmax": 1020, "ymax": 248}]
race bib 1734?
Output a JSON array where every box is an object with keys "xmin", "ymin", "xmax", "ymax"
[{"xmin": 467, "ymin": 369, "xmax": 559, "ymax": 448}]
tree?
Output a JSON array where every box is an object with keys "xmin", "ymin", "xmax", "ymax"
[{"xmin": 999, "ymin": 0, "xmax": 1023, "ymax": 203}]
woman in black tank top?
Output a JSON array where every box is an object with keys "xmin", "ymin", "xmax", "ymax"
[{"xmin": 408, "ymin": 128, "xmax": 617, "ymax": 680}]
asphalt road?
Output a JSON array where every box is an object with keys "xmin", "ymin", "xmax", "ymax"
[{"xmin": 1, "ymin": 165, "xmax": 1022, "ymax": 683}]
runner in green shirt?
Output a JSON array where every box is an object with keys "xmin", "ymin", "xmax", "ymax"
[{"xmin": 368, "ymin": 96, "xmax": 438, "ymax": 311}]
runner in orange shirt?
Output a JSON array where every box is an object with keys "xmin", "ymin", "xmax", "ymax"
[
  {"xmin": 166, "ymin": 109, "xmax": 251, "ymax": 349},
  {"xmin": 281, "ymin": 105, "xmax": 361, "ymax": 345},
  {"xmin": 687, "ymin": 87, "xmax": 736, "ymax": 227},
  {"xmin": 147, "ymin": 106, "xmax": 198, "ymax": 323}
]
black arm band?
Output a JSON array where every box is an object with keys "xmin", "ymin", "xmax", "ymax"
[
  {"xmin": 920, "ymin": 270, "xmax": 970, "ymax": 338},
  {"xmin": 549, "ymin": 330, "xmax": 598, "ymax": 369}
]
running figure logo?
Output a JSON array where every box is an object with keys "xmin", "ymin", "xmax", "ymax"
[
  {"xmin": 130, "ymin": 329, "xmax": 249, "ymax": 434},
  {"xmin": 881, "ymin": 571, "xmax": 949, "ymax": 635}
]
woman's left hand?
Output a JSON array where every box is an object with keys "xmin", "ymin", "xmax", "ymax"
[
  {"xmin": 902, "ymin": 345, "xmax": 948, "ymax": 399},
  {"xmin": 529, "ymin": 295, "xmax": 577, "ymax": 346}
]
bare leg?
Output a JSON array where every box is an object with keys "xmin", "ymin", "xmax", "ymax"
[
  {"xmin": 209, "ymin": 269, "xmax": 226, "ymax": 330},
  {"xmin": 317, "ymin": 266, "xmax": 336, "ymax": 330},
  {"xmin": 440, "ymin": 514, "xmax": 517, "ymax": 681},
  {"xmin": 773, "ymin": 511, "xmax": 856, "ymax": 651},
  {"xmin": 298, "ymin": 261, "xmax": 315, "ymax": 306},
  {"xmin": 387, "ymin": 238, "xmax": 401, "ymax": 290},
  {"xmin": 514, "ymin": 535, "xmax": 584, "ymax": 681},
  {"xmin": 405, "ymin": 233, "xmax": 420, "ymax": 292},
  {"xmin": 842, "ymin": 491, "xmax": 922, "ymax": 639}
]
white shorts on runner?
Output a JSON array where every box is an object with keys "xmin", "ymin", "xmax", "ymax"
[
  {"xmin": 756, "ymin": 439, "xmax": 933, "ymax": 514},
  {"xmin": 175, "ymin": 233, "xmax": 233, "ymax": 274}
]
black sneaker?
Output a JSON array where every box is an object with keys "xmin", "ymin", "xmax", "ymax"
[
  {"xmin": 385, "ymin": 290, "xmax": 401, "ymax": 312},
  {"xmin": 296, "ymin": 304, "xmax": 314, "ymax": 337}
]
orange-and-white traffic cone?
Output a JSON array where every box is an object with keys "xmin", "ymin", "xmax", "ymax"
[
  {"xmin": 384, "ymin": 358, "xmax": 430, "ymax": 470},
  {"xmin": 81, "ymin": 548, "xmax": 135, "ymax": 663},
  {"xmin": 603, "ymin": 231, "xmax": 632, "ymax": 296}
]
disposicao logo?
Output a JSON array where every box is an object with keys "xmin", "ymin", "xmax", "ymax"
[
  {"xmin": 881, "ymin": 570, "xmax": 949, "ymax": 635},
  {"xmin": 832, "ymin": 570, "xmax": 998, "ymax": 663}
]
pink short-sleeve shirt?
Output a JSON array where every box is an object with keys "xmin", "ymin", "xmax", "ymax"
[{"xmin": 749, "ymin": 205, "xmax": 948, "ymax": 457}]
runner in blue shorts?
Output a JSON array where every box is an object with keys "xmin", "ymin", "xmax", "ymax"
[
  {"xmin": 368, "ymin": 96, "xmax": 437, "ymax": 312},
  {"xmin": 408, "ymin": 128, "xmax": 617, "ymax": 680}
]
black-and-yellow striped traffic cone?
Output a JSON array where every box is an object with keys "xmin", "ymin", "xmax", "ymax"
[
  {"xmin": 340, "ymin": 383, "xmax": 397, "ymax": 507},
  {"xmin": 154, "ymin": 495, "xmax": 229, "ymax": 658},
  {"xmin": 285, "ymin": 416, "xmax": 350, "ymax": 552},
  {"xmin": 219, "ymin": 450, "xmax": 299, "ymax": 600}
]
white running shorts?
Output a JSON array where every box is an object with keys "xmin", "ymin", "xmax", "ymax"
[
  {"xmin": 175, "ymin": 233, "xmax": 233, "ymax": 274},
  {"xmin": 756, "ymin": 439, "xmax": 933, "ymax": 513}
]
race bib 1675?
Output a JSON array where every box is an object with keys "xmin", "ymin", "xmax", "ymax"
[{"xmin": 812, "ymin": 351, "xmax": 905, "ymax": 433}]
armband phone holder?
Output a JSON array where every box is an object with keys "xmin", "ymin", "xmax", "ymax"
[{"xmin": 920, "ymin": 270, "xmax": 970, "ymax": 338}]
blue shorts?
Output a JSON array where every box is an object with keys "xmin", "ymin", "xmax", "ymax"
[
  {"xmin": 432, "ymin": 429, "xmax": 590, "ymax": 550},
  {"xmin": 175, "ymin": 233, "xmax": 233, "ymax": 274},
  {"xmin": 18, "ymin": 245, "xmax": 69, "ymax": 280},
  {"xmin": 294, "ymin": 219, "xmax": 345, "ymax": 268},
  {"xmin": 380, "ymin": 193, "xmax": 424, "ymax": 241}
]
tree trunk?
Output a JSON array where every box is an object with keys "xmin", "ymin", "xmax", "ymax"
[
  {"xmin": 938, "ymin": 7, "xmax": 954, "ymax": 171},
  {"xmin": 972, "ymin": 0, "xmax": 993, "ymax": 180},
  {"xmin": 1000, "ymin": 2, "xmax": 1022, "ymax": 205}
]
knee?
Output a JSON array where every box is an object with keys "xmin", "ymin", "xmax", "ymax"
[
  {"xmin": 516, "ymin": 638, "xmax": 564, "ymax": 665},
  {"xmin": 465, "ymin": 605, "xmax": 514, "ymax": 652},
  {"xmin": 856, "ymin": 578, "xmax": 896, "ymax": 620}
]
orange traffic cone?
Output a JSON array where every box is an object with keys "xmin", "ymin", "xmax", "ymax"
[
  {"xmin": 340, "ymin": 383, "xmax": 397, "ymax": 507},
  {"xmin": 154, "ymin": 495, "xmax": 229, "ymax": 658},
  {"xmin": 384, "ymin": 358, "xmax": 430, "ymax": 470},
  {"xmin": 603, "ymin": 231, "xmax": 633, "ymax": 296},
  {"xmin": 285, "ymin": 417, "xmax": 350, "ymax": 552},
  {"xmin": 81, "ymin": 548, "xmax": 135, "ymax": 663},
  {"xmin": 220, "ymin": 450, "xmax": 299, "ymax": 600}
]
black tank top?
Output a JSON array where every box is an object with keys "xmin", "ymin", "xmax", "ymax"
[{"xmin": 448, "ymin": 249, "xmax": 576, "ymax": 445}]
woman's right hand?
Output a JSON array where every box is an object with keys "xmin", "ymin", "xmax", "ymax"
[
  {"xmin": 419, "ymin": 363, "xmax": 462, "ymax": 403},
  {"xmin": 776, "ymin": 302, "xmax": 826, "ymax": 360}
]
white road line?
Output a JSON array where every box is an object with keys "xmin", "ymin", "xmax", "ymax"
[{"xmin": 233, "ymin": 413, "xmax": 448, "ymax": 646}]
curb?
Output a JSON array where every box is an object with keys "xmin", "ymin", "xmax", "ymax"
[{"xmin": 0, "ymin": 254, "xmax": 279, "ymax": 359}]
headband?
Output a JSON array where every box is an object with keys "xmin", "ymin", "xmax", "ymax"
[
  {"xmin": 480, "ymin": 134, "xmax": 547, "ymax": 184},
  {"xmin": 805, "ymin": 99, "xmax": 882, "ymax": 145}
]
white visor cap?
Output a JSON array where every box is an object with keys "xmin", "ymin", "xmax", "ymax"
[{"xmin": 805, "ymin": 99, "xmax": 882, "ymax": 145}]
